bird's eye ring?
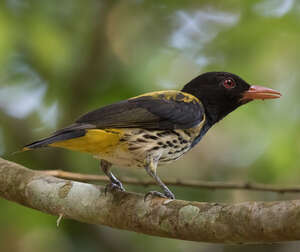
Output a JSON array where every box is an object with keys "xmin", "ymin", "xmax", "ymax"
[{"xmin": 223, "ymin": 78, "xmax": 236, "ymax": 89}]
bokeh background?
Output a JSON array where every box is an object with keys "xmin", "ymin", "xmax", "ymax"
[{"xmin": 0, "ymin": 0, "xmax": 300, "ymax": 251}]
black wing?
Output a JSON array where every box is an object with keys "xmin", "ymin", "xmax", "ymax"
[
  {"xmin": 61, "ymin": 91, "xmax": 205, "ymax": 132},
  {"xmin": 24, "ymin": 91, "xmax": 205, "ymax": 150}
]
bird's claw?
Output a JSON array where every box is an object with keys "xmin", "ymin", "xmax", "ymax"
[
  {"xmin": 144, "ymin": 190, "xmax": 175, "ymax": 201},
  {"xmin": 104, "ymin": 182, "xmax": 125, "ymax": 195}
]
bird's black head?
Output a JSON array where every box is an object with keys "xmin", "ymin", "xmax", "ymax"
[{"xmin": 182, "ymin": 72, "xmax": 281, "ymax": 125}]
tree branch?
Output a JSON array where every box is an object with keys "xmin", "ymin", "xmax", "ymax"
[
  {"xmin": 42, "ymin": 169, "xmax": 300, "ymax": 193},
  {"xmin": 1, "ymin": 157, "xmax": 300, "ymax": 244}
]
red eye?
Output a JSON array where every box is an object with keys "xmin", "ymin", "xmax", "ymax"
[{"xmin": 223, "ymin": 78, "xmax": 236, "ymax": 89}]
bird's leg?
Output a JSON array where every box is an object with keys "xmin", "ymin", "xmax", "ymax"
[
  {"xmin": 100, "ymin": 160, "xmax": 125, "ymax": 193},
  {"xmin": 144, "ymin": 155, "xmax": 175, "ymax": 200}
]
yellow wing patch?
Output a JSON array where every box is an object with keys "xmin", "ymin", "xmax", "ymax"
[
  {"xmin": 130, "ymin": 90, "xmax": 200, "ymax": 104},
  {"xmin": 50, "ymin": 129, "xmax": 125, "ymax": 155}
]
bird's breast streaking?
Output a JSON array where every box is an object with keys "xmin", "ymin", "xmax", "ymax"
[{"xmin": 113, "ymin": 119, "xmax": 205, "ymax": 168}]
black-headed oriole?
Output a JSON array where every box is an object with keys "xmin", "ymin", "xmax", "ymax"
[{"xmin": 24, "ymin": 72, "xmax": 281, "ymax": 199}]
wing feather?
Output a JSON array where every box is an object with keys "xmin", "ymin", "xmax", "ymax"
[
  {"xmin": 71, "ymin": 90, "xmax": 205, "ymax": 131},
  {"xmin": 24, "ymin": 91, "xmax": 205, "ymax": 150}
]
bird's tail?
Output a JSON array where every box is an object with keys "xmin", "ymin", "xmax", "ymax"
[{"xmin": 22, "ymin": 130, "xmax": 86, "ymax": 151}]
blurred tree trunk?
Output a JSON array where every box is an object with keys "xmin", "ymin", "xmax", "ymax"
[{"xmin": 67, "ymin": 1, "xmax": 117, "ymax": 118}]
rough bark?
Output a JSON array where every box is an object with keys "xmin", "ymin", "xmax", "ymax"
[{"xmin": 1, "ymin": 157, "xmax": 300, "ymax": 244}]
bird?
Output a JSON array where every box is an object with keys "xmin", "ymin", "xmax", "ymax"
[{"xmin": 23, "ymin": 72, "xmax": 281, "ymax": 199}]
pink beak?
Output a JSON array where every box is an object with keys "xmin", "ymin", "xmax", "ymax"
[{"xmin": 242, "ymin": 85, "xmax": 281, "ymax": 101}]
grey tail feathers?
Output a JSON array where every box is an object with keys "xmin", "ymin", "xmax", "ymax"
[{"xmin": 23, "ymin": 129, "xmax": 86, "ymax": 151}]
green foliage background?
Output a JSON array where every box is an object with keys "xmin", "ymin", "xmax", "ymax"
[{"xmin": 0, "ymin": 0, "xmax": 300, "ymax": 251}]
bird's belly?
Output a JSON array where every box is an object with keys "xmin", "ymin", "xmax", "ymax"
[
  {"xmin": 95, "ymin": 128, "xmax": 196, "ymax": 168},
  {"xmin": 95, "ymin": 149, "xmax": 144, "ymax": 168}
]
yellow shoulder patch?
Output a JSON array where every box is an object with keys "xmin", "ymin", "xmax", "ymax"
[{"xmin": 130, "ymin": 90, "xmax": 200, "ymax": 104}]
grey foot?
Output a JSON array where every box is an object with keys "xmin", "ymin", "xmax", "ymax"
[
  {"xmin": 104, "ymin": 181, "xmax": 125, "ymax": 195},
  {"xmin": 144, "ymin": 190, "xmax": 175, "ymax": 201}
]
